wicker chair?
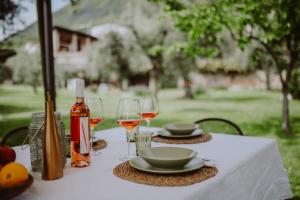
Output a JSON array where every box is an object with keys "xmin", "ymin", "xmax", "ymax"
[
  {"xmin": 194, "ymin": 118, "xmax": 244, "ymax": 136},
  {"xmin": 1, "ymin": 126, "xmax": 29, "ymax": 147}
]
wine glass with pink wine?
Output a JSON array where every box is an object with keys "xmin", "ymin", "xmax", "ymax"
[
  {"xmin": 87, "ymin": 97, "xmax": 104, "ymax": 156},
  {"xmin": 116, "ymin": 98, "xmax": 141, "ymax": 161}
]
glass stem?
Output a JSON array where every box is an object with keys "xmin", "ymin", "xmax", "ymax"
[
  {"xmin": 146, "ymin": 119, "xmax": 150, "ymax": 131},
  {"xmin": 126, "ymin": 130, "xmax": 131, "ymax": 156},
  {"xmin": 90, "ymin": 128, "xmax": 94, "ymax": 151},
  {"xmin": 128, "ymin": 141, "xmax": 131, "ymax": 156}
]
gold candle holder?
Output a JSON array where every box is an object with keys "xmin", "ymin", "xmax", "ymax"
[{"xmin": 42, "ymin": 92, "xmax": 63, "ymax": 180}]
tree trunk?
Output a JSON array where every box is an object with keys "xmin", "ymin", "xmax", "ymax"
[
  {"xmin": 64, "ymin": 78, "xmax": 67, "ymax": 88},
  {"xmin": 265, "ymin": 65, "xmax": 271, "ymax": 91},
  {"xmin": 256, "ymin": 36, "xmax": 294, "ymax": 135},
  {"xmin": 149, "ymin": 69, "xmax": 158, "ymax": 98},
  {"xmin": 121, "ymin": 78, "xmax": 128, "ymax": 91},
  {"xmin": 149, "ymin": 56, "xmax": 162, "ymax": 98},
  {"xmin": 183, "ymin": 77, "xmax": 193, "ymax": 99},
  {"xmin": 282, "ymin": 84, "xmax": 291, "ymax": 135},
  {"xmin": 32, "ymin": 84, "xmax": 38, "ymax": 94}
]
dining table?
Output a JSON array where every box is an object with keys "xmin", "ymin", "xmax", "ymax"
[{"xmin": 13, "ymin": 127, "xmax": 292, "ymax": 200}]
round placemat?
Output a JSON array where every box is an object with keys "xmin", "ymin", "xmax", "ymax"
[
  {"xmin": 92, "ymin": 139, "xmax": 107, "ymax": 151},
  {"xmin": 113, "ymin": 161, "xmax": 218, "ymax": 186},
  {"xmin": 152, "ymin": 133, "xmax": 212, "ymax": 144}
]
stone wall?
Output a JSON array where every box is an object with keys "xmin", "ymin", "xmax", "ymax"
[{"xmin": 188, "ymin": 70, "xmax": 282, "ymax": 90}]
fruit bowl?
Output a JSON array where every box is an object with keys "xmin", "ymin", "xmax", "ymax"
[{"xmin": 0, "ymin": 174, "xmax": 33, "ymax": 200}]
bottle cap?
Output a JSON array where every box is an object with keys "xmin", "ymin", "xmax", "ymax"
[{"xmin": 76, "ymin": 79, "xmax": 84, "ymax": 98}]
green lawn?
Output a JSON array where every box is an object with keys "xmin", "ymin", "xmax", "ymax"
[{"xmin": 0, "ymin": 85, "xmax": 300, "ymax": 196}]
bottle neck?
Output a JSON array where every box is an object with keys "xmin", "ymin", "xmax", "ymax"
[{"xmin": 76, "ymin": 97, "xmax": 84, "ymax": 103}]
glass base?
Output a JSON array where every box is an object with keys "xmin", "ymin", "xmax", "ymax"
[
  {"xmin": 118, "ymin": 154, "xmax": 135, "ymax": 162},
  {"xmin": 90, "ymin": 133, "xmax": 101, "ymax": 156},
  {"xmin": 90, "ymin": 149, "xmax": 101, "ymax": 156}
]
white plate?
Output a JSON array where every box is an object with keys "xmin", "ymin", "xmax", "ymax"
[
  {"xmin": 129, "ymin": 156, "xmax": 205, "ymax": 174},
  {"xmin": 157, "ymin": 129, "xmax": 202, "ymax": 138}
]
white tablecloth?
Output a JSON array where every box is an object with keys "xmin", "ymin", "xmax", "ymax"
[{"xmin": 14, "ymin": 127, "xmax": 292, "ymax": 200}]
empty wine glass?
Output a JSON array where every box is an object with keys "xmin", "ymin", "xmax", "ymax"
[
  {"xmin": 116, "ymin": 98, "xmax": 141, "ymax": 160},
  {"xmin": 87, "ymin": 98, "xmax": 104, "ymax": 156}
]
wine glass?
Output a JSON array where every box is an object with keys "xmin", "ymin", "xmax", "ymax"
[
  {"xmin": 116, "ymin": 98, "xmax": 141, "ymax": 160},
  {"xmin": 87, "ymin": 98, "xmax": 104, "ymax": 156},
  {"xmin": 140, "ymin": 96, "xmax": 159, "ymax": 130}
]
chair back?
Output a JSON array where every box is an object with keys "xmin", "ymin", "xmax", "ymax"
[
  {"xmin": 1, "ymin": 126, "xmax": 29, "ymax": 147},
  {"xmin": 194, "ymin": 118, "xmax": 244, "ymax": 136}
]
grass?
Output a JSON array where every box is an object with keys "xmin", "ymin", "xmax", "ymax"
[{"xmin": 0, "ymin": 84, "xmax": 300, "ymax": 197}]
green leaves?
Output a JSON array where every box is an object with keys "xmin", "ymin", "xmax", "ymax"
[
  {"xmin": 6, "ymin": 49, "xmax": 42, "ymax": 88},
  {"xmin": 151, "ymin": 0, "xmax": 300, "ymax": 137},
  {"xmin": 151, "ymin": 0, "xmax": 300, "ymax": 67},
  {"xmin": 148, "ymin": 0, "xmax": 185, "ymax": 11},
  {"xmin": 148, "ymin": 45, "xmax": 164, "ymax": 57},
  {"xmin": 85, "ymin": 28, "xmax": 152, "ymax": 81},
  {"xmin": 164, "ymin": 3, "xmax": 225, "ymax": 58}
]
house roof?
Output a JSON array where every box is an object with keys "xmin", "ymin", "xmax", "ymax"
[
  {"xmin": 0, "ymin": 49, "xmax": 16, "ymax": 63},
  {"xmin": 53, "ymin": 25, "xmax": 98, "ymax": 40}
]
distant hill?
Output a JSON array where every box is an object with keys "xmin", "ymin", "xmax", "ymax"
[
  {"xmin": 7, "ymin": 0, "xmax": 161, "ymax": 47},
  {"xmin": 5, "ymin": 0, "xmax": 253, "ymax": 74}
]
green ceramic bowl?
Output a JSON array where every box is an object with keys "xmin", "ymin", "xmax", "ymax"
[
  {"xmin": 139, "ymin": 147, "xmax": 197, "ymax": 168},
  {"xmin": 163, "ymin": 123, "xmax": 199, "ymax": 135}
]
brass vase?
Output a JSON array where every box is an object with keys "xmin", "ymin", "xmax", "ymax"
[{"xmin": 42, "ymin": 92, "xmax": 63, "ymax": 180}]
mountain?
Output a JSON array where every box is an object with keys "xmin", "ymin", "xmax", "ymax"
[
  {"xmin": 5, "ymin": 0, "xmax": 252, "ymax": 74},
  {"xmin": 6, "ymin": 0, "xmax": 163, "ymax": 47}
]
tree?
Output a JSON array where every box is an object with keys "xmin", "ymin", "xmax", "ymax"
[
  {"xmin": 147, "ymin": 44, "xmax": 164, "ymax": 97},
  {"xmin": 7, "ymin": 48, "xmax": 41, "ymax": 93},
  {"xmin": 70, "ymin": 0, "xmax": 80, "ymax": 6},
  {"xmin": 250, "ymin": 47, "xmax": 275, "ymax": 91},
  {"xmin": 0, "ymin": 0, "xmax": 18, "ymax": 35},
  {"xmin": 0, "ymin": 49, "xmax": 15, "ymax": 83},
  {"xmin": 163, "ymin": 31, "xmax": 196, "ymax": 98},
  {"xmin": 0, "ymin": 0, "xmax": 28, "ymax": 40},
  {"xmin": 0, "ymin": 0, "xmax": 29, "ymax": 85},
  {"xmin": 151, "ymin": 0, "xmax": 300, "ymax": 135},
  {"xmin": 85, "ymin": 25, "xmax": 152, "ymax": 89},
  {"xmin": 122, "ymin": 0, "xmax": 198, "ymax": 98},
  {"xmin": 225, "ymin": 0, "xmax": 300, "ymax": 135},
  {"xmin": 290, "ymin": 69, "xmax": 300, "ymax": 100},
  {"xmin": 121, "ymin": 0, "xmax": 171, "ymax": 97}
]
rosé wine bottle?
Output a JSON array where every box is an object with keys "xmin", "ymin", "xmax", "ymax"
[{"xmin": 70, "ymin": 79, "xmax": 91, "ymax": 167}]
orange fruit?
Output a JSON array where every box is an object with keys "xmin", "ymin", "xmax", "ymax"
[{"xmin": 0, "ymin": 162, "xmax": 29, "ymax": 188}]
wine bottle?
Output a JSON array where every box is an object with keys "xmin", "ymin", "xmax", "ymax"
[{"xmin": 70, "ymin": 79, "xmax": 91, "ymax": 167}]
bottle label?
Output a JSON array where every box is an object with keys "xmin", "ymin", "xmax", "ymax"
[{"xmin": 79, "ymin": 117, "xmax": 90, "ymax": 154}]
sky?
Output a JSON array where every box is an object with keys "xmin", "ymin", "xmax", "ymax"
[{"xmin": 0, "ymin": 0, "xmax": 69, "ymax": 41}]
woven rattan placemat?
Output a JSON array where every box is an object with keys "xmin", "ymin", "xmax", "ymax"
[
  {"xmin": 113, "ymin": 161, "xmax": 218, "ymax": 186},
  {"xmin": 92, "ymin": 139, "xmax": 107, "ymax": 151},
  {"xmin": 152, "ymin": 133, "xmax": 212, "ymax": 144}
]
